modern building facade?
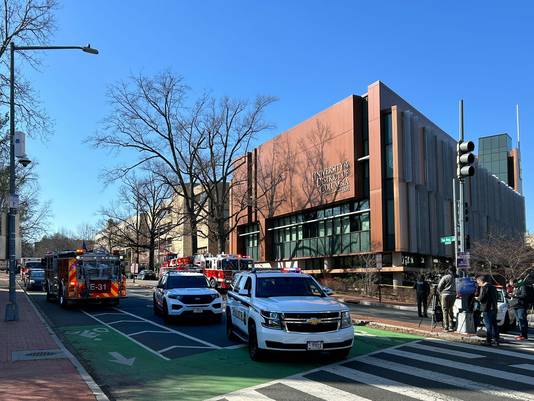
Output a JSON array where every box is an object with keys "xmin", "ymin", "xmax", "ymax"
[
  {"xmin": 478, "ymin": 133, "xmax": 522, "ymax": 193},
  {"xmin": 229, "ymin": 81, "xmax": 526, "ymax": 281}
]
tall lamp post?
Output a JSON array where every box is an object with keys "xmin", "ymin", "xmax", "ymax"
[{"xmin": 4, "ymin": 43, "xmax": 98, "ymax": 321}]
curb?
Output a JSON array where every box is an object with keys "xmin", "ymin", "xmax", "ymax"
[
  {"xmin": 19, "ymin": 283, "xmax": 110, "ymax": 401},
  {"xmin": 352, "ymin": 317, "xmax": 485, "ymax": 344},
  {"xmin": 335, "ymin": 295, "xmax": 417, "ymax": 312}
]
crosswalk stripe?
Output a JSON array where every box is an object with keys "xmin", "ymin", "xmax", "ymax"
[
  {"xmin": 511, "ymin": 364, "xmax": 534, "ymax": 372},
  {"xmin": 407, "ymin": 342, "xmax": 484, "ymax": 358},
  {"xmin": 219, "ymin": 389, "xmax": 275, "ymax": 401},
  {"xmin": 385, "ymin": 348, "xmax": 534, "ymax": 383},
  {"xmin": 324, "ymin": 364, "xmax": 464, "ymax": 401},
  {"xmin": 360, "ymin": 355, "xmax": 534, "ymax": 401},
  {"xmin": 280, "ymin": 377, "xmax": 372, "ymax": 401},
  {"xmin": 426, "ymin": 338, "xmax": 534, "ymax": 361}
]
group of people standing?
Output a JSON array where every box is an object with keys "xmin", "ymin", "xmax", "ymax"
[{"xmin": 414, "ymin": 270, "xmax": 530, "ymax": 345}]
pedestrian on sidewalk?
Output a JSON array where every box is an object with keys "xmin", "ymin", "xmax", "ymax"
[
  {"xmin": 510, "ymin": 279, "xmax": 529, "ymax": 341},
  {"xmin": 476, "ymin": 274, "xmax": 499, "ymax": 346},
  {"xmin": 437, "ymin": 268, "xmax": 456, "ymax": 331},
  {"xmin": 414, "ymin": 274, "xmax": 430, "ymax": 318}
]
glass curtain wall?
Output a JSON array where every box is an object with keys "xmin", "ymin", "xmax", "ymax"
[{"xmin": 239, "ymin": 223, "xmax": 260, "ymax": 261}]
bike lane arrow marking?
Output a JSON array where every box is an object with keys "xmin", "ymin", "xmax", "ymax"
[{"xmin": 108, "ymin": 351, "xmax": 136, "ymax": 366}]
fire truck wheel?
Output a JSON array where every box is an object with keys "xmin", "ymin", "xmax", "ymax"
[
  {"xmin": 248, "ymin": 321, "xmax": 264, "ymax": 361},
  {"xmin": 226, "ymin": 309, "xmax": 237, "ymax": 340},
  {"xmin": 45, "ymin": 284, "xmax": 53, "ymax": 302},
  {"xmin": 58, "ymin": 286, "xmax": 69, "ymax": 308},
  {"xmin": 210, "ymin": 278, "xmax": 218, "ymax": 289}
]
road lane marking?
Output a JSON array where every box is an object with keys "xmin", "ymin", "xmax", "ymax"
[
  {"xmin": 81, "ymin": 310, "xmax": 170, "ymax": 361},
  {"xmin": 128, "ymin": 330, "xmax": 169, "ymax": 336},
  {"xmin": 511, "ymin": 364, "xmax": 534, "ymax": 372},
  {"xmin": 108, "ymin": 352, "xmax": 136, "ymax": 366},
  {"xmin": 406, "ymin": 343, "xmax": 484, "ymax": 359},
  {"xmin": 427, "ymin": 338, "xmax": 534, "ymax": 361},
  {"xmin": 324, "ymin": 365, "xmax": 463, "ymax": 401},
  {"xmin": 157, "ymin": 345, "xmax": 213, "ymax": 353},
  {"xmin": 361, "ymin": 355, "xmax": 534, "ymax": 401},
  {"xmin": 280, "ymin": 377, "xmax": 372, "ymax": 401},
  {"xmin": 107, "ymin": 320, "xmax": 143, "ymax": 324},
  {"xmin": 113, "ymin": 307, "xmax": 221, "ymax": 349},
  {"xmin": 92, "ymin": 312, "xmax": 125, "ymax": 317},
  {"xmin": 384, "ymin": 348, "xmax": 534, "ymax": 383},
  {"xmin": 213, "ymin": 388, "xmax": 276, "ymax": 401}
]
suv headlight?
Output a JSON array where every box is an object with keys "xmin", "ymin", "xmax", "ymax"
[
  {"xmin": 167, "ymin": 294, "xmax": 183, "ymax": 300},
  {"xmin": 341, "ymin": 311, "xmax": 352, "ymax": 329},
  {"xmin": 261, "ymin": 310, "xmax": 282, "ymax": 330},
  {"xmin": 211, "ymin": 293, "xmax": 220, "ymax": 301}
]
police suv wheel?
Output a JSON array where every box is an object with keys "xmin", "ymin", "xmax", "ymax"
[
  {"xmin": 153, "ymin": 296, "xmax": 160, "ymax": 315},
  {"xmin": 162, "ymin": 300, "xmax": 171, "ymax": 323},
  {"xmin": 248, "ymin": 322, "xmax": 264, "ymax": 361},
  {"xmin": 226, "ymin": 309, "xmax": 237, "ymax": 340}
]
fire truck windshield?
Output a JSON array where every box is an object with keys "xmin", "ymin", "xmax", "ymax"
[
  {"xmin": 80, "ymin": 260, "xmax": 119, "ymax": 280},
  {"xmin": 221, "ymin": 259, "xmax": 252, "ymax": 271}
]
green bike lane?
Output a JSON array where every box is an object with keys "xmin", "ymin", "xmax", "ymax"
[{"xmin": 60, "ymin": 322, "xmax": 420, "ymax": 401}]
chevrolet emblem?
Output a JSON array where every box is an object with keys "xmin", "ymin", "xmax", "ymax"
[{"xmin": 307, "ymin": 318, "xmax": 322, "ymax": 325}]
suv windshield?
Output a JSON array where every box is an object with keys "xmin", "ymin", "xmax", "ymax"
[
  {"xmin": 26, "ymin": 262, "xmax": 42, "ymax": 269},
  {"xmin": 30, "ymin": 270, "xmax": 44, "ymax": 278},
  {"xmin": 256, "ymin": 276, "xmax": 325, "ymax": 298},
  {"xmin": 167, "ymin": 275, "xmax": 208, "ymax": 289}
]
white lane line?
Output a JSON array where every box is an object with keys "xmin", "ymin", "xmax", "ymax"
[
  {"xmin": 355, "ymin": 331, "xmax": 377, "ymax": 337},
  {"xmin": 511, "ymin": 364, "xmax": 534, "ymax": 372},
  {"xmin": 280, "ymin": 377, "xmax": 372, "ymax": 401},
  {"xmin": 220, "ymin": 389, "xmax": 275, "ymax": 401},
  {"xmin": 324, "ymin": 365, "xmax": 463, "ymax": 401},
  {"xmin": 81, "ymin": 310, "xmax": 170, "ymax": 361},
  {"xmin": 91, "ymin": 312, "xmax": 124, "ymax": 317},
  {"xmin": 427, "ymin": 338, "xmax": 534, "ymax": 361},
  {"xmin": 157, "ymin": 345, "xmax": 213, "ymax": 353},
  {"xmin": 128, "ymin": 330, "xmax": 169, "ymax": 336},
  {"xmin": 406, "ymin": 343, "xmax": 484, "ymax": 359},
  {"xmin": 114, "ymin": 307, "xmax": 221, "ymax": 349},
  {"xmin": 361, "ymin": 355, "xmax": 534, "ymax": 401},
  {"xmin": 108, "ymin": 320, "xmax": 143, "ymax": 324},
  {"xmin": 224, "ymin": 344, "xmax": 247, "ymax": 349},
  {"xmin": 385, "ymin": 348, "xmax": 534, "ymax": 383}
]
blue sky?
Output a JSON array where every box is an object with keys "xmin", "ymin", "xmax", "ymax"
[{"xmin": 25, "ymin": 0, "xmax": 534, "ymax": 235}]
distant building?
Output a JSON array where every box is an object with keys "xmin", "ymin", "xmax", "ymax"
[
  {"xmin": 478, "ymin": 133, "xmax": 522, "ymax": 193},
  {"xmin": 230, "ymin": 81, "xmax": 526, "ymax": 282}
]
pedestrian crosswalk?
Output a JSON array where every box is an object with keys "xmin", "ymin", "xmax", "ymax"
[{"xmin": 208, "ymin": 338, "xmax": 534, "ymax": 401}]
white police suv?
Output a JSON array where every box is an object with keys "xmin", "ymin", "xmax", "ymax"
[
  {"xmin": 226, "ymin": 270, "xmax": 354, "ymax": 361},
  {"xmin": 153, "ymin": 271, "xmax": 223, "ymax": 322}
]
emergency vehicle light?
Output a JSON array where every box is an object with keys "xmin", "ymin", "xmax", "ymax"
[{"xmin": 76, "ymin": 249, "xmax": 85, "ymax": 255}]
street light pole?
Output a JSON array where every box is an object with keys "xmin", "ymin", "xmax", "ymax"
[{"xmin": 4, "ymin": 42, "xmax": 98, "ymax": 321}]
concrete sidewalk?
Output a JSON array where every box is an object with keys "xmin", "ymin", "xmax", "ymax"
[{"xmin": 0, "ymin": 274, "xmax": 105, "ymax": 401}]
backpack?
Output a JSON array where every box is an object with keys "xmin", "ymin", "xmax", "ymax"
[{"xmin": 526, "ymin": 284, "xmax": 534, "ymax": 309}]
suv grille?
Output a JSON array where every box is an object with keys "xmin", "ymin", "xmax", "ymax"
[
  {"xmin": 283, "ymin": 312, "xmax": 340, "ymax": 319},
  {"xmin": 285, "ymin": 322, "xmax": 339, "ymax": 333},
  {"xmin": 180, "ymin": 295, "xmax": 213, "ymax": 304}
]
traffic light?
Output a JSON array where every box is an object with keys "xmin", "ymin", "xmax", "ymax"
[
  {"xmin": 464, "ymin": 202, "xmax": 469, "ymax": 222},
  {"xmin": 457, "ymin": 140, "xmax": 475, "ymax": 178}
]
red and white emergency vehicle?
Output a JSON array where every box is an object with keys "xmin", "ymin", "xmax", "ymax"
[
  {"xmin": 43, "ymin": 249, "xmax": 126, "ymax": 307},
  {"xmin": 197, "ymin": 253, "xmax": 253, "ymax": 289},
  {"xmin": 159, "ymin": 255, "xmax": 194, "ymax": 277}
]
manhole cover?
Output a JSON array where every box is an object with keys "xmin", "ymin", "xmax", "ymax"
[{"xmin": 11, "ymin": 349, "xmax": 66, "ymax": 361}]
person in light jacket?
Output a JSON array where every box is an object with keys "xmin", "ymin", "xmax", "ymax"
[{"xmin": 437, "ymin": 268, "xmax": 457, "ymax": 331}]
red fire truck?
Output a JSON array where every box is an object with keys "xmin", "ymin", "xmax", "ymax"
[
  {"xmin": 199, "ymin": 253, "xmax": 253, "ymax": 289},
  {"xmin": 43, "ymin": 249, "xmax": 126, "ymax": 307},
  {"xmin": 159, "ymin": 255, "xmax": 194, "ymax": 277}
]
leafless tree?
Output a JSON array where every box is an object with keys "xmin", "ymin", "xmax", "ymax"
[
  {"xmin": 98, "ymin": 173, "xmax": 176, "ymax": 270},
  {"xmin": 192, "ymin": 95, "xmax": 276, "ymax": 253},
  {"xmin": 90, "ymin": 72, "xmax": 208, "ymax": 254}
]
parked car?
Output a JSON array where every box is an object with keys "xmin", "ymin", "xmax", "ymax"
[
  {"xmin": 25, "ymin": 269, "xmax": 45, "ymax": 291},
  {"xmin": 153, "ymin": 271, "xmax": 222, "ymax": 322},
  {"xmin": 226, "ymin": 270, "xmax": 353, "ymax": 361},
  {"xmin": 137, "ymin": 270, "xmax": 157, "ymax": 280}
]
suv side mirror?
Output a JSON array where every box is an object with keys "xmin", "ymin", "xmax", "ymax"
[
  {"xmin": 238, "ymin": 288, "xmax": 250, "ymax": 297},
  {"xmin": 322, "ymin": 286, "xmax": 334, "ymax": 296}
]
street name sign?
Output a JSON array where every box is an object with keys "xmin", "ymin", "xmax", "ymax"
[{"xmin": 440, "ymin": 235, "xmax": 455, "ymax": 245}]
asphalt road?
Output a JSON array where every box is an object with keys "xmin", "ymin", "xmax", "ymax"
[{"xmin": 26, "ymin": 284, "xmax": 534, "ymax": 401}]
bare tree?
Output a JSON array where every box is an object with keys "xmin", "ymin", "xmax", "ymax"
[
  {"xmin": 99, "ymin": 173, "xmax": 176, "ymax": 270},
  {"xmin": 90, "ymin": 72, "xmax": 207, "ymax": 254},
  {"xmin": 472, "ymin": 231, "xmax": 534, "ymax": 282},
  {"xmin": 190, "ymin": 95, "xmax": 276, "ymax": 253}
]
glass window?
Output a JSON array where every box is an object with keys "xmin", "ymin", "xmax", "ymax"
[
  {"xmin": 319, "ymin": 221, "xmax": 325, "ymax": 237},
  {"xmin": 342, "ymin": 216, "xmax": 350, "ymax": 234},
  {"xmin": 362, "ymin": 212, "xmax": 370, "ymax": 231},
  {"xmin": 326, "ymin": 220, "xmax": 333, "ymax": 236},
  {"xmin": 334, "ymin": 218, "xmax": 341, "ymax": 235},
  {"xmin": 297, "ymin": 225, "xmax": 303, "ymax": 240}
]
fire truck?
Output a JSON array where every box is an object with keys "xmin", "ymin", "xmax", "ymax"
[
  {"xmin": 43, "ymin": 249, "xmax": 126, "ymax": 307},
  {"xmin": 199, "ymin": 253, "xmax": 253, "ymax": 290},
  {"xmin": 159, "ymin": 255, "xmax": 194, "ymax": 277}
]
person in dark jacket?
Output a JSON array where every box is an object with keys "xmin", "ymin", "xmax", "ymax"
[
  {"xmin": 511, "ymin": 279, "xmax": 529, "ymax": 340},
  {"xmin": 414, "ymin": 274, "xmax": 430, "ymax": 318},
  {"xmin": 437, "ymin": 268, "xmax": 457, "ymax": 331},
  {"xmin": 476, "ymin": 275, "xmax": 499, "ymax": 345}
]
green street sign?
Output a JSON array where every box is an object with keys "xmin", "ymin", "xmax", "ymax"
[{"xmin": 440, "ymin": 235, "xmax": 455, "ymax": 245}]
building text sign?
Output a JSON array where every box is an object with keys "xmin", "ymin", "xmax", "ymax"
[{"xmin": 314, "ymin": 161, "xmax": 351, "ymax": 195}]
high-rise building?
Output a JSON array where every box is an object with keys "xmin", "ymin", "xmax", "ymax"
[{"xmin": 478, "ymin": 133, "xmax": 522, "ymax": 193}]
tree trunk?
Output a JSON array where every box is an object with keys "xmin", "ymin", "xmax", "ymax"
[{"xmin": 149, "ymin": 237, "xmax": 156, "ymax": 271}]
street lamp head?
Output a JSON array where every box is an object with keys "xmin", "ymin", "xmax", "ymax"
[
  {"xmin": 18, "ymin": 156, "xmax": 31, "ymax": 167},
  {"xmin": 82, "ymin": 44, "xmax": 99, "ymax": 55}
]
